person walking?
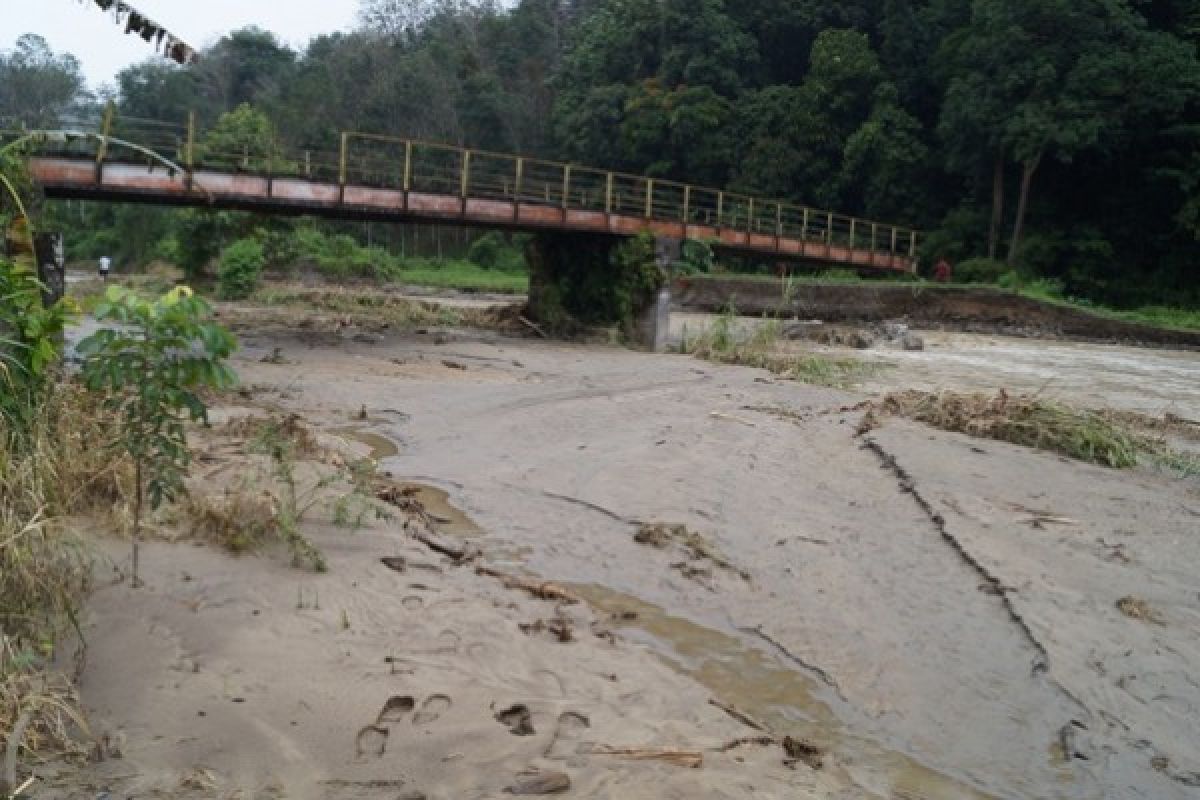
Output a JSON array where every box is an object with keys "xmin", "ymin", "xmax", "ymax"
[
  {"xmin": 99, "ymin": 255, "xmax": 112, "ymax": 282},
  {"xmin": 933, "ymin": 257, "xmax": 953, "ymax": 283}
]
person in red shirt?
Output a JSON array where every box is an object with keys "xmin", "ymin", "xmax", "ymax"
[{"xmin": 933, "ymin": 258, "xmax": 953, "ymax": 283}]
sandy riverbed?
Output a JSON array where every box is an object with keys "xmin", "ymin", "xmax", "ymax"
[{"xmin": 49, "ymin": 306, "xmax": 1200, "ymax": 799}]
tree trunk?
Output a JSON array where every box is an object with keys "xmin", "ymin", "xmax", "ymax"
[
  {"xmin": 1007, "ymin": 153, "xmax": 1041, "ymax": 266},
  {"xmin": 988, "ymin": 156, "xmax": 1005, "ymax": 261},
  {"xmin": 132, "ymin": 459, "xmax": 143, "ymax": 588}
]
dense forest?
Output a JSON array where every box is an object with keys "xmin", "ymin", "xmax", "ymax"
[{"xmin": 3, "ymin": 0, "xmax": 1200, "ymax": 308}]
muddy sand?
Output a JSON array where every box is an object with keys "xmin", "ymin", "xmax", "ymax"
[{"xmin": 51, "ymin": 307, "xmax": 1200, "ymax": 800}]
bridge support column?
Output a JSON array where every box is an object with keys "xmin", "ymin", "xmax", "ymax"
[
  {"xmin": 524, "ymin": 231, "xmax": 668, "ymax": 349},
  {"xmin": 631, "ymin": 236, "xmax": 679, "ymax": 352}
]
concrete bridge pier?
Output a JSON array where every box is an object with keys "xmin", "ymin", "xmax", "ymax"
[
  {"xmin": 524, "ymin": 232, "xmax": 674, "ymax": 350},
  {"xmin": 631, "ymin": 236, "xmax": 680, "ymax": 352}
]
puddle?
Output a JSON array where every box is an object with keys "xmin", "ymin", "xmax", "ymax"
[
  {"xmin": 331, "ymin": 426, "xmax": 401, "ymax": 460},
  {"xmin": 397, "ymin": 483, "xmax": 483, "ymax": 538},
  {"xmin": 571, "ymin": 583, "xmax": 997, "ymax": 800}
]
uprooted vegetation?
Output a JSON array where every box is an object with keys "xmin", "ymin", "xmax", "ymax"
[
  {"xmin": 244, "ymin": 285, "xmax": 526, "ymax": 333},
  {"xmin": 681, "ymin": 312, "xmax": 880, "ymax": 389},
  {"xmin": 178, "ymin": 413, "xmax": 388, "ymax": 572},
  {"xmin": 876, "ymin": 390, "xmax": 1198, "ymax": 473}
]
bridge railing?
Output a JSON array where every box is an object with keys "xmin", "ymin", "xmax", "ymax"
[{"xmin": 5, "ymin": 110, "xmax": 920, "ymax": 268}]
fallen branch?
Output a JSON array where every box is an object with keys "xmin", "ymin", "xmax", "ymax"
[
  {"xmin": 408, "ymin": 522, "xmax": 478, "ymax": 564},
  {"xmin": 585, "ymin": 746, "xmax": 703, "ymax": 769},
  {"xmin": 476, "ymin": 567, "xmax": 580, "ymax": 604},
  {"xmin": 714, "ymin": 736, "xmax": 775, "ymax": 753},
  {"xmin": 539, "ymin": 490, "xmax": 633, "ymax": 524},
  {"xmin": 2, "ymin": 708, "xmax": 34, "ymax": 797},
  {"xmin": 708, "ymin": 698, "xmax": 769, "ymax": 733},
  {"xmin": 518, "ymin": 316, "xmax": 549, "ymax": 339}
]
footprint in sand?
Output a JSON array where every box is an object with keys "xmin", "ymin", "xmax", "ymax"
[
  {"xmin": 355, "ymin": 724, "xmax": 389, "ymax": 758},
  {"xmin": 495, "ymin": 704, "xmax": 536, "ymax": 736},
  {"xmin": 545, "ymin": 711, "xmax": 590, "ymax": 759},
  {"xmin": 413, "ymin": 694, "xmax": 452, "ymax": 726},
  {"xmin": 377, "ymin": 695, "xmax": 416, "ymax": 726}
]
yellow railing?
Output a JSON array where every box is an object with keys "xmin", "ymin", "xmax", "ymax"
[{"xmin": 2, "ymin": 110, "xmax": 919, "ymax": 262}]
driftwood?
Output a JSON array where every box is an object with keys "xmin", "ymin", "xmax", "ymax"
[
  {"xmin": 714, "ymin": 736, "xmax": 776, "ymax": 753},
  {"xmin": 585, "ymin": 746, "xmax": 703, "ymax": 769},
  {"xmin": 518, "ymin": 315, "xmax": 549, "ymax": 339},
  {"xmin": 408, "ymin": 523, "xmax": 478, "ymax": 564},
  {"xmin": 476, "ymin": 567, "xmax": 579, "ymax": 604},
  {"xmin": 708, "ymin": 698, "xmax": 769, "ymax": 733}
]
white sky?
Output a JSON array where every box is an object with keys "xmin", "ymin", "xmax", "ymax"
[{"xmin": 4, "ymin": 0, "xmax": 361, "ymax": 89}]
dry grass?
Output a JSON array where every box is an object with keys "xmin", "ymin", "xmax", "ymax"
[
  {"xmin": 682, "ymin": 315, "xmax": 879, "ymax": 389},
  {"xmin": 181, "ymin": 413, "xmax": 338, "ymax": 572},
  {"xmin": 1117, "ymin": 595, "xmax": 1165, "ymax": 625},
  {"xmin": 1, "ymin": 384, "xmax": 129, "ymax": 789},
  {"xmin": 247, "ymin": 285, "xmax": 530, "ymax": 335},
  {"xmin": 880, "ymin": 390, "xmax": 1144, "ymax": 468}
]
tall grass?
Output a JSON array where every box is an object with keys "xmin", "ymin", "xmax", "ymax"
[{"xmin": 1, "ymin": 385, "xmax": 131, "ymax": 789}]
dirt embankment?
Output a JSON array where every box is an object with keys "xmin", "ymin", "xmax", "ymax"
[{"xmin": 673, "ymin": 277, "xmax": 1200, "ymax": 348}]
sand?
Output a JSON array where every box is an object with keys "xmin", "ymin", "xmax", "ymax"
[{"xmin": 41, "ymin": 308, "xmax": 1200, "ymax": 799}]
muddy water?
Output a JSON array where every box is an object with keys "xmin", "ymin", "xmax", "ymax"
[
  {"xmin": 572, "ymin": 583, "xmax": 997, "ymax": 800},
  {"xmin": 331, "ymin": 426, "xmax": 402, "ymax": 460},
  {"xmin": 670, "ymin": 312, "xmax": 1200, "ymax": 416}
]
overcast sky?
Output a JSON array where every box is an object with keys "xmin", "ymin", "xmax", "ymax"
[{"xmin": 4, "ymin": 0, "xmax": 361, "ymax": 89}]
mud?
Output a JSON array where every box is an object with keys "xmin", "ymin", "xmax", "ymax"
[{"xmin": 53, "ymin": 302, "xmax": 1200, "ymax": 799}]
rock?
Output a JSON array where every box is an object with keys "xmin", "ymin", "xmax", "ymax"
[
  {"xmin": 901, "ymin": 333, "xmax": 925, "ymax": 351},
  {"xmin": 505, "ymin": 770, "xmax": 571, "ymax": 795},
  {"xmin": 848, "ymin": 331, "xmax": 875, "ymax": 350}
]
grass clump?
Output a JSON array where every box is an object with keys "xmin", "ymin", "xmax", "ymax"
[
  {"xmin": 881, "ymin": 390, "xmax": 1144, "ymax": 468},
  {"xmin": 182, "ymin": 414, "xmax": 330, "ymax": 572},
  {"xmin": 682, "ymin": 311, "xmax": 879, "ymax": 389},
  {"xmin": 1, "ymin": 386, "xmax": 134, "ymax": 791}
]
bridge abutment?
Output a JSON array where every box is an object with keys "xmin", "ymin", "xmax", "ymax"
[{"xmin": 524, "ymin": 231, "xmax": 671, "ymax": 351}]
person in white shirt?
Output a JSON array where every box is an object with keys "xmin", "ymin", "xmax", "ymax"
[{"xmin": 99, "ymin": 255, "xmax": 112, "ymax": 282}]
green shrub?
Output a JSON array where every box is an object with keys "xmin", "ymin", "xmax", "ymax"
[
  {"xmin": 78, "ymin": 285, "xmax": 238, "ymax": 585},
  {"xmin": 676, "ymin": 239, "xmax": 716, "ymax": 274},
  {"xmin": 217, "ymin": 238, "xmax": 265, "ymax": 299},
  {"xmin": 468, "ymin": 232, "xmax": 505, "ymax": 269},
  {"xmin": 954, "ymin": 257, "xmax": 1008, "ymax": 284}
]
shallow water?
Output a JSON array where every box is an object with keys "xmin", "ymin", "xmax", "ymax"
[
  {"xmin": 570, "ymin": 583, "xmax": 1000, "ymax": 800},
  {"xmin": 671, "ymin": 312, "xmax": 1200, "ymax": 416}
]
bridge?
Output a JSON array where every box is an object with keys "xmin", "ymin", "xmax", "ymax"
[{"xmin": 8, "ymin": 112, "xmax": 919, "ymax": 274}]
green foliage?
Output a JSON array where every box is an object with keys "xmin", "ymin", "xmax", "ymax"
[
  {"xmin": 77, "ymin": 286, "xmax": 238, "ymax": 583},
  {"xmin": 200, "ymin": 103, "xmax": 285, "ymax": 172},
  {"xmin": 954, "ymin": 258, "xmax": 1009, "ymax": 284},
  {"xmin": 0, "ymin": 34, "xmax": 85, "ymax": 127},
  {"xmin": 466, "ymin": 231, "xmax": 525, "ymax": 271},
  {"xmin": 525, "ymin": 232, "xmax": 664, "ymax": 334},
  {"xmin": 217, "ymin": 237, "xmax": 266, "ymax": 299},
  {"xmin": 10, "ymin": 0, "xmax": 1200, "ymax": 312},
  {"xmin": 676, "ymin": 239, "xmax": 716, "ymax": 275},
  {"xmin": 0, "ymin": 259, "xmax": 74, "ymax": 428}
]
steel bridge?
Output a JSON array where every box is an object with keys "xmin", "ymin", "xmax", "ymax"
[{"xmin": 9, "ymin": 112, "xmax": 919, "ymax": 273}]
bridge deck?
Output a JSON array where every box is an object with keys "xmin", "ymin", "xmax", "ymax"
[
  {"xmin": 31, "ymin": 157, "xmax": 914, "ymax": 272},
  {"xmin": 13, "ymin": 113, "xmax": 918, "ymax": 272}
]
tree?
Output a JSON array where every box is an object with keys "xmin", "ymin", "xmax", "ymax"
[
  {"xmin": 0, "ymin": 34, "xmax": 87, "ymax": 126},
  {"xmin": 939, "ymin": 0, "xmax": 1200, "ymax": 265},
  {"xmin": 78, "ymin": 286, "xmax": 238, "ymax": 587}
]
